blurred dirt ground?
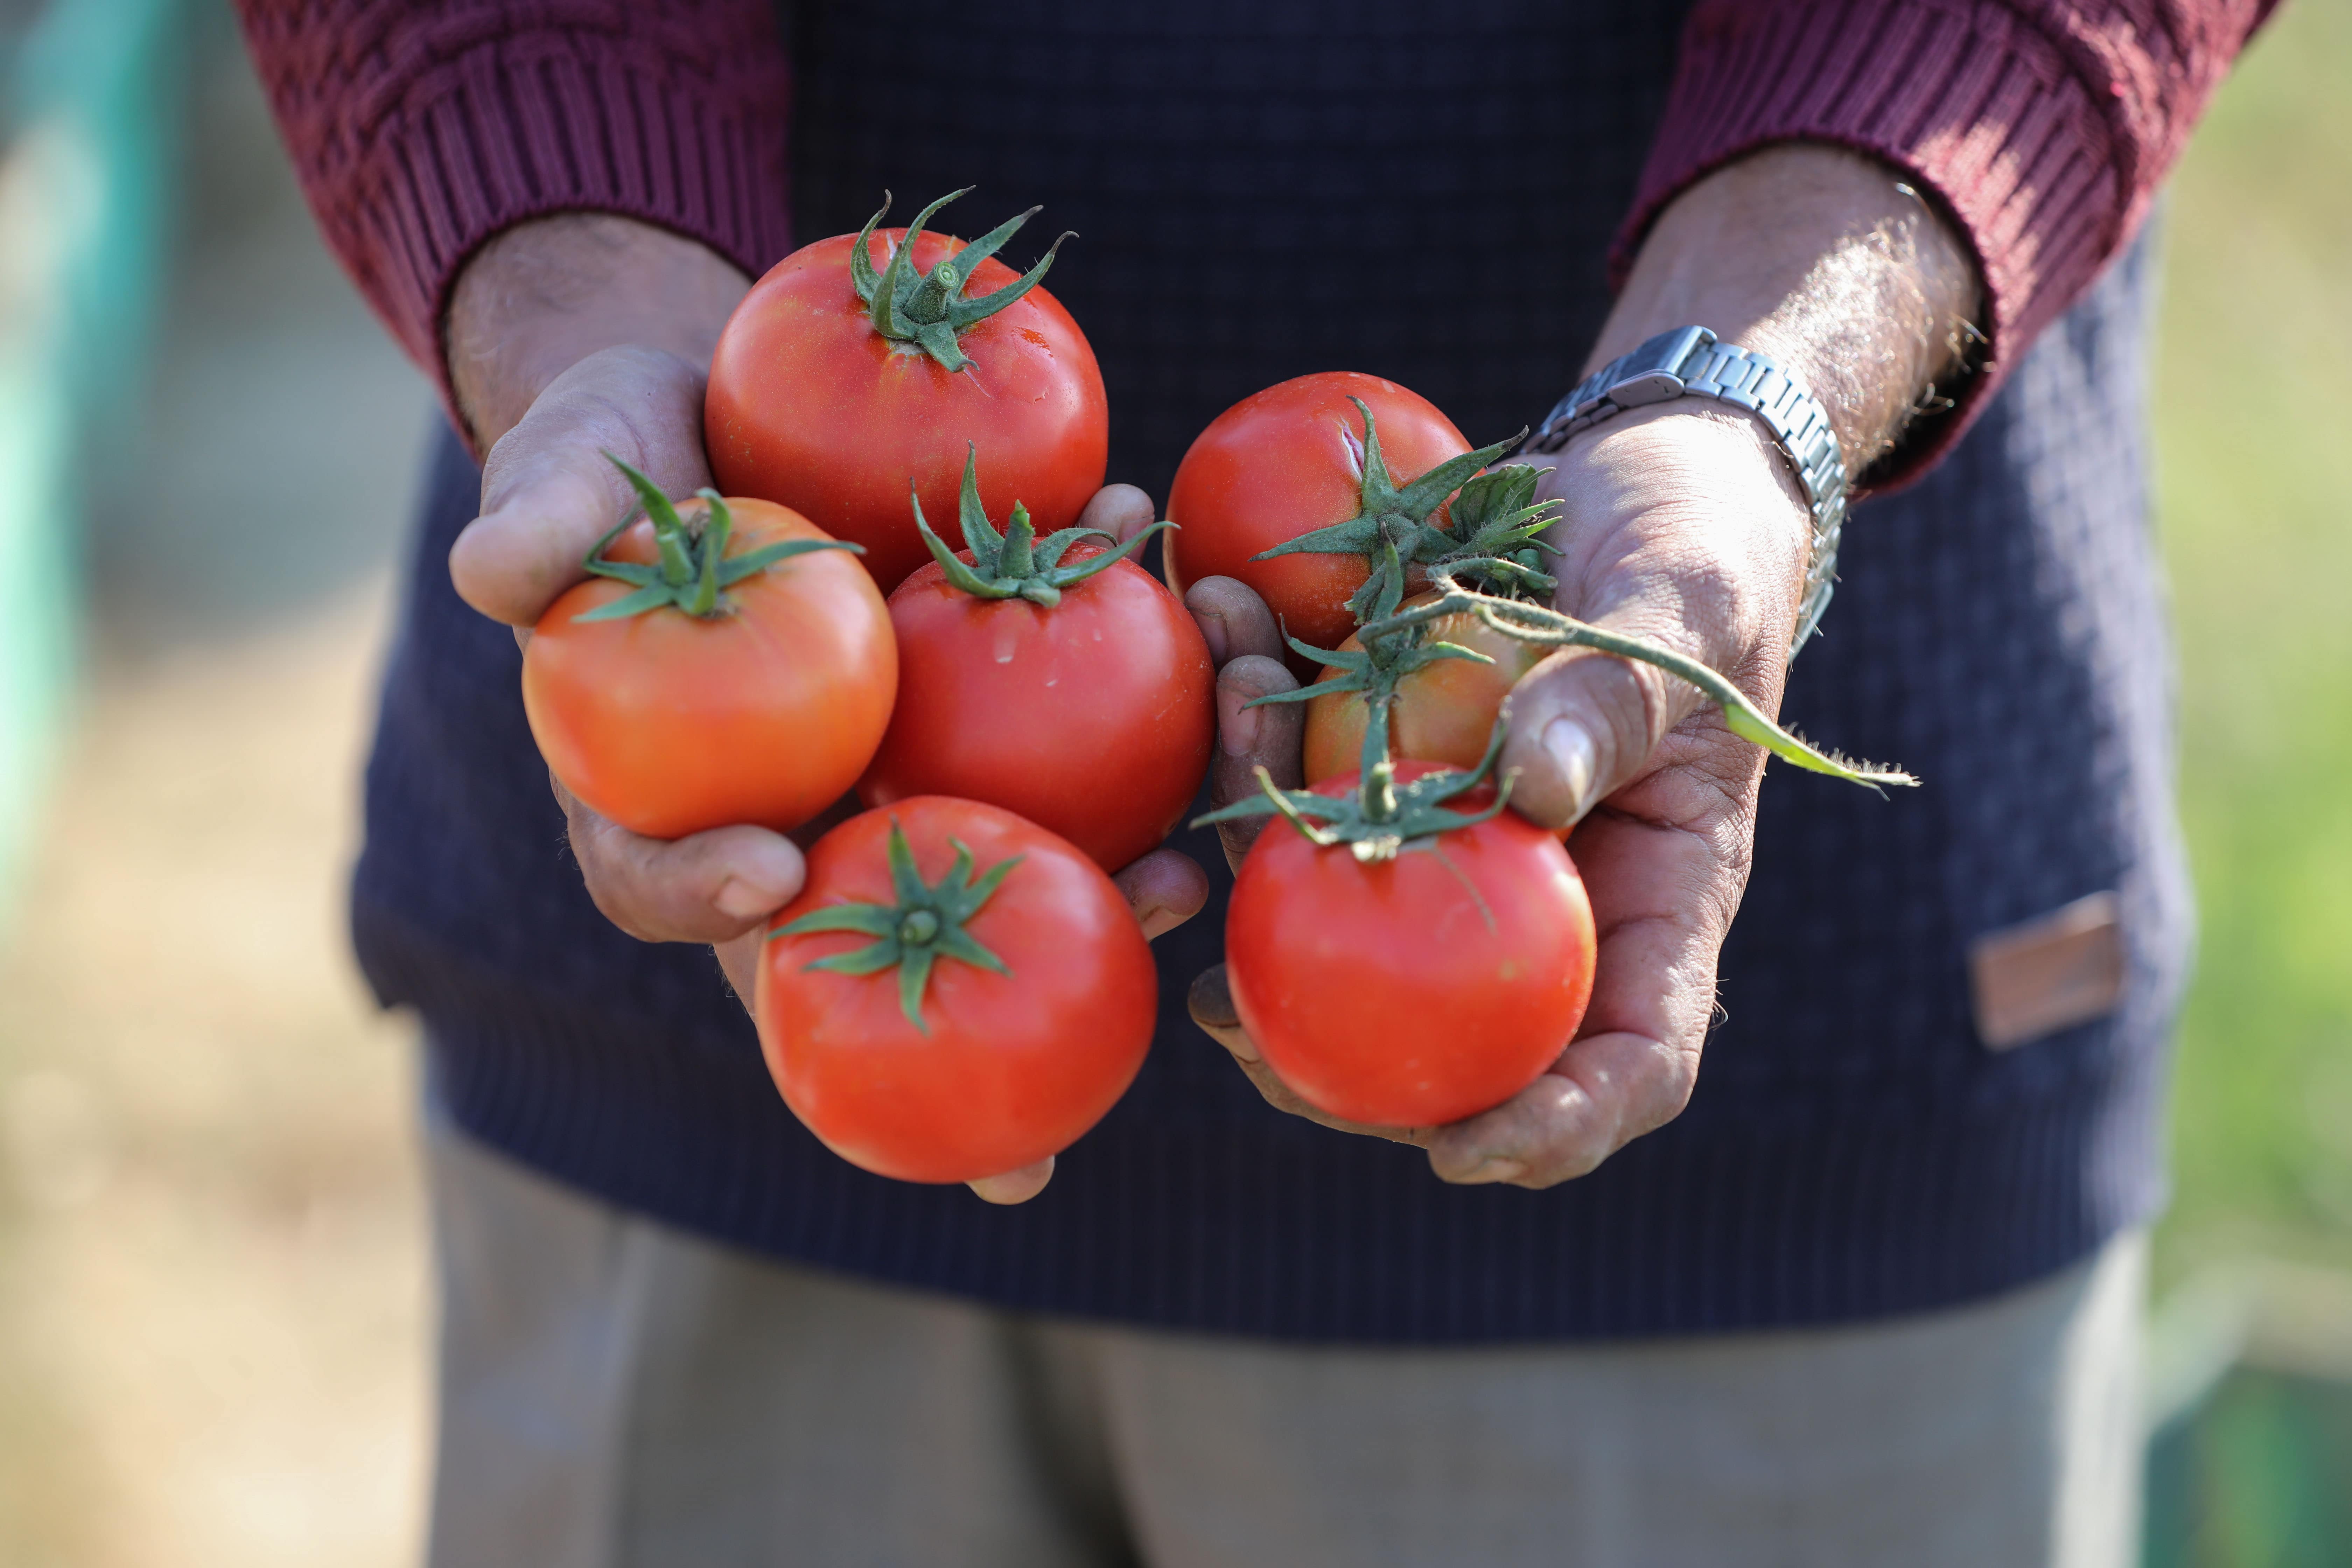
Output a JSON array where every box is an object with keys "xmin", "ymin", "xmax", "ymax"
[
  {"xmin": 0, "ymin": 593, "xmax": 423, "ymax": 1568},
  {"xmin": 0, "ymin": 22, "xmax": 430, "ymax": 1568}
]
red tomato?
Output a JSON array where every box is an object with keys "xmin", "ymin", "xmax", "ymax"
[
  {"xmin": 1165, "ymin": 372, "xmax": 1471, "ymax": 650},
  {"xmin": 706, "ymin": 208, "xmax": 1108, "ymax": 594},
  {"xmin": 522, "ymin": 496, "xmax": 896, "ymax": 839},
  {"xmin": 758, "ymin": 798, "xmax": 1157, "ymax": 1184},
  {"xmin": 1302, "ymin": 593, "xmax": 1546, "ymax": 785},
  {"xmin": 1224, "ymin": 763, "xmax": 1596, "ymax": 1127},
  {"xmin": 860, "ymin": 542, "xmax": 1214, "ymax": 872}
]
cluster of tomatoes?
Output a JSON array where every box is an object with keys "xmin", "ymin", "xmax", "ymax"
[{"xmin": 517, "ymin": 189, "xmax": 1603, "ymax": 1188}]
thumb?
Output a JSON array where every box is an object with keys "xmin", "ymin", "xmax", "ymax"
[
  {"xmin": 967, "ymin": 1157, "xmax": 1055, "ymax": 1205},
  {"xmin": 1073, "ymin": 483, "xmax": 1160, "ymax": 547},
  {"xmin": 1498, "ymin": 645, "xmax": 1689, "ymax": 831},
  {"xmin": 449, "ymin": 345, "xmax": 713, "ymax": 626}
]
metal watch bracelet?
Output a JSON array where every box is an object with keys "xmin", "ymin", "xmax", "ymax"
[{"xmin": 1521, "ymin": 325, "xmax": 1848, "ymax": 657}]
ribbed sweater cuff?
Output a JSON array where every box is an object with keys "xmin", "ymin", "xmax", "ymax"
[
  {"xmin": 244, "ymin": 3, "xmax": 793, "ymax": 421},
  {"xmin": 1619, "ymin": 0, "xmax": 2122, "ymax": 486}
]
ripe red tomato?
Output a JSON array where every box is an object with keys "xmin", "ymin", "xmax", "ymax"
[
  {"xmin": 1224, "ymin": 763, "xmax": 1596, "ymax": 1127},
  {"xmin": 1165, "ymin": 372, "xmax": 1471, "ymax": 650},
  {"xmin": 706, "ymin": 194, "xmax": 1108, "ymax": 594},
  {"xmin": 758, "ymin": 798, "xmax": 1157, "ymax": 1184},
  {"xmin": 1302, "ymin": 593, "xmax": 1546, "ymax": 785},
  {"xmin": 522, "ymin": 491, "xmax": 896, "ymax": 839},
  {"xmin": 860, "ymin": 539, "xmax": 1214, "ymax": 872}
]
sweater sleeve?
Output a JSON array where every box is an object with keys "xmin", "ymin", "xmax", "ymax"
[
  {"xmin": 1618, "ymin": 0, "xmax": 2276, "ymax": 486},
  {"xmin": 234, "ymin": 0, "xmax": 794, "ymax": 411}
]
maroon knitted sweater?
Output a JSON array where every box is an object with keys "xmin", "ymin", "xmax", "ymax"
[{"xmin": 238, "ymin": 0, "xmax": 2271, "ymax": 470}]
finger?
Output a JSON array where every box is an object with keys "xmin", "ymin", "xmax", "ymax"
[
  {"xmin": 1184, "ymin": 575, "xmax": 1282, "ymax": 667},
  {"xmin": 1076, "ymin": 483, "xmax": 1159, "ymax": 547},
  {"xmin": 1422, "ymin": 1030, "xmax": 1693, "ymax": 1187},
  {"xmin": 1184, "ymin": 962, "xmax": 1252, "ymax": 1053},
  {"xmin": 714, "ymin": 929, "xmax": 762, "ymax": 1002},
  {"xmin": 1422, "ymin": 801, "xmax": 1728, "ymax": 1188},
  {"xmin": 556, "ymin": 776, "xmax": 808, "ymax": 944},
  {"xmin": 1112, "ymin": 848, "xmax": 1210, "ymax": 940},
  {"xmin": 1185, "ymin": 966, "xmax": 1430, "ymax": 1148},
  {"xmin": 1493, "ymin": 648, "xmax": 1669, "ymax": 831},
  {"xmin": 450, "ymin": 345, "xmax": 712, "ymax": 626},
  {"xmin": 1208, "ymin": 653, "xmax": 1303, "ymax": 867},
  {"xmin": 968, "ymin": 1157, "xmax": 1054, "ymax": 1204}
]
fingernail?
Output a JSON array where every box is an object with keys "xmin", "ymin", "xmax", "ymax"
[
  {"xmin": 1542, "ymin": 719, "xmax": 1598, "ymax": 824},
  {"xmin": 1456, "ymin": 1157, "xmax": 1524, "ymax": 1185},
  {"xmin": 1218, "ymin": 685, "xmax": 1261, "ymax": 756},
  {"xmin": 715, "ymin": 878, "xmax": 779, "ymax": 921},
  {"xmin": 1196, "ymin": 608, "xmax": 1229, "ymax": 666},
  {"xmin": 715, "ymin": 842, "xmax": 801, "ymax": 920}
]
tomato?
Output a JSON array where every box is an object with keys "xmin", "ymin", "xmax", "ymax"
[
  {"xmin": 522, "ymin": 474, "xmax": 896, "ymax": 839},
  {"xmin": 758, "ymin": 798, "xmax": 1157, "ymax": 1183},
  {"xmin": 1223, "ymin": 762, "xmax": 1595, "ymax": 1128},
  {"xmin": 1164, "ymin": 373, "xmax": 1473, "ymax": 650},
  {"xmin": 706, "ymin": 191, "xmax": 1108, "ymax": 594},
  {"xmin": 1302, "ymin": 592, "xmax": 1547, "ymax": 785},
  {"xmin": 858, "ymin": 454, "xmax": 1214, "ymax": 871},
  {"xmin": 862, "ymin": 550, "xmax": 1213, "ymax": 870}
]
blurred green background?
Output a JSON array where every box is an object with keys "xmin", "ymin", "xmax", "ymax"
[
  {"xmin": 2140, "ymin": 9, "xmax": 2352, "ymax": 1555},
  {"xmin": 2153, "ymin": 0, "xmax": 2352, "ymax": 1287},
  {"xmin": 0, "ymin": 1, "xmax": 2346, "ymax": 1564}
]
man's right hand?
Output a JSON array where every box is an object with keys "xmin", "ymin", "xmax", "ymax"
[
  {"xmin": 443, "ymin": 216, "xmax": 812, "ymax": 981},
  {"xmin": 441, "ymin": 214, "xmax": 1212, "ymax": 1203}
]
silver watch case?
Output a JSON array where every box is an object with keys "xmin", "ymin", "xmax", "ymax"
[{"xmin": 1523, "ymin": 325, "xmax": 1847, "ymax": 656}]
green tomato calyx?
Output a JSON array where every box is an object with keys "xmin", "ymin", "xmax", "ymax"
[
  {"xmin": 1249, "ymin": 398, "xmax": 1560, "ymax": 625},
  {"xmin": 850, "ymin": 189, "xmax": 1072, "ymax": 374},
  {"xmin": 1201, "ymin": 611, "xmax": 1516, "ymax": 867},
  {"xmin": 1193, "ymin": 721, "xmax": 1518, "ymax": 866},
  {"xmin": 574, "ymin": 454, "xmax": 860, "ymax": 623},
  {"xmin": 1243, "ymin": 618, "xmax": 1496, "ymax": 729},
  {"xmin": 913, "ymin": 445, "xmax": 1171, "ymax": 608},
  {"xmin": 770, "ymin": 820, "xmax": 1020, "ymax": 1031}
]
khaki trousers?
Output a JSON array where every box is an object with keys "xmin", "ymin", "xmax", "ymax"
[{"xmin": 426, "ymin": 1121, "xmax": 2145, "ymax": 1568}]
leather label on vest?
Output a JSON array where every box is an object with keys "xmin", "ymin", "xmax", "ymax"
[{"xmin": 1968, "ymin": 892, "xmax": 2126, "ymax": 1050}]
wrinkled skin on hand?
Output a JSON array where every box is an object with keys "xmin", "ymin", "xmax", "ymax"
[
  {"xmin": 1184, "ymin": 141, "xmax": 1980, "ymax": 1189},
  {"xmin": 1186, "ymin": 401, "xmax": 1808, "ymax": 1189}
]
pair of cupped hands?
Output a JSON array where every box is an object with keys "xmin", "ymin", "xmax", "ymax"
[
  {"xmin": 447, "ymin": 188, "xmax": 1841, "ymax": 1204},
  {"xmin": 455, "ymin": 345, "xmax": 1808, "ymax": 1209}
]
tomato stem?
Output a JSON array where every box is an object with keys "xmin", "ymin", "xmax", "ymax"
[
  {"xmin": 1193, "ymin": 723, "xmax": 1518, "ymax": 863},
  {"xmin": 1247, "ymin": 399, "xmax": 1557, "ymax": 622},
  {"xmin": 1371, "ymin": 562, "xmax": 1920, "ymax": 790},
  {"xmin": 574, "ymin": 454, "xmax": 863, "ymax": 623},
  {"xmin": 913, "ymin": 446, "xmax": 1171, "ymax": 608},
  {"xmin": 686, "ymin": 489, "xmax": 729, "ymax": 617},
  {"xmin": 772, "ymin": 820, "xmax": 1020, "ymax": 1030},
  {"xmin": 1245, "ymin": 618, "xmax": 1496, "ymax": 778},
  {"xmin": 848, "ymin": 190, "xmax": 1074, "ymax": 374}
]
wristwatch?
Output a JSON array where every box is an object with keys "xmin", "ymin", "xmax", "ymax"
[{"xmin": 1521, "ymin": 326, "xmax": 1847, "ymax": 657}]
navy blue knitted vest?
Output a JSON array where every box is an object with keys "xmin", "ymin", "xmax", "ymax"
[{"xmin": 351, "ymin": 1, "xmax": 2190, "ymax": 1341}]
